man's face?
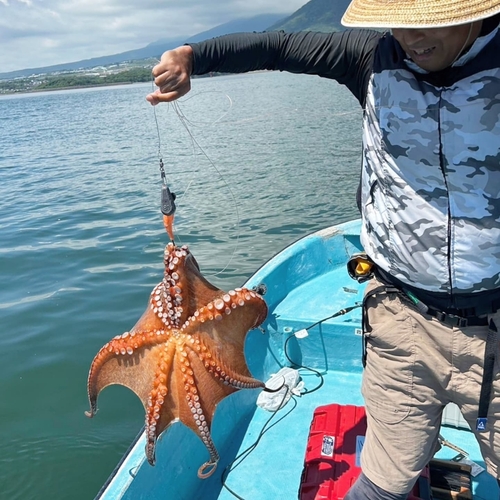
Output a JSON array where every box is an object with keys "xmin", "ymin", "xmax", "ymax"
[{"xmin": 392, "ymin": 21, "xmax": 482, "ymax": 72}]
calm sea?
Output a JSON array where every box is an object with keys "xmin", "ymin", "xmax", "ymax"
[{"xmin": 0, "ymin": 72, "xmax": 361, "ymax": 499}]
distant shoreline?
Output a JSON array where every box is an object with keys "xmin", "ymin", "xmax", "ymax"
[
  {"xmin": 0, "ymin": 71, "xmax": 270, "ymax": 97},
  {"xmin": 3, "ymin": 80, "xmax": 142, "ymax": 96}
]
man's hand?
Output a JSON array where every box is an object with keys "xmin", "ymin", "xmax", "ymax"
[{"xmin": 146, "ymin": 45, "xmax": 194, "ymax": 105}]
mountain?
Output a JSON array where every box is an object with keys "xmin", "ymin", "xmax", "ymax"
[
  {"xmin": 0, "ymin": 13, "xmax": 288, "ymax": 80},
  {"xmin": 0, "ymin": 44, "xmax": 182, "ymax": 81},
  {"xmin": 268, "ymin": 0, "xmax": 351, "ymax": 32},
  {"xmin": 185, "ymin": 13, "xmax": 287, "ymax": 43}
]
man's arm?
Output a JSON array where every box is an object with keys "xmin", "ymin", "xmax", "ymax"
[{"xmin": 147, "ymin": 30, "xmax": 381, "ymax": 105}]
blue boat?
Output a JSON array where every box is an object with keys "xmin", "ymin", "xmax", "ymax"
[{"xmin": 95, "ymin": 219, "xmax": 499, "ymax": 500}]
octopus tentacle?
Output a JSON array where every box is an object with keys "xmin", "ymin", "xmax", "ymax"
[
  {"xmin": 145, "ymin": 339, "xmax": 176, "ymax": 465},
  {"xmin": 189, "ymin": 334, "xmax": 265, "ymax": 390},
  {"xmin": 86, "ymin": 329, "xmax": 170, "ymax": 417},
  {"xmin": 181, "ymin": 350, "xmax": 220, "ymax": 476},
  {"xmin": 198, "ymin": 457, "xmax": 219, "ymax": 479},
  {"xmin": 181, "ymin": 288, "xmax": 266, "ymax": 329},
  {"xmin": 144, "ymin": 337, "xmax": 223, "ymax": 473}
]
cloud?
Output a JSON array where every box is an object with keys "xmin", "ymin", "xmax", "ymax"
[{"xmin": 0, "ymin": 0, "xmax": 307, "ymax": 73}]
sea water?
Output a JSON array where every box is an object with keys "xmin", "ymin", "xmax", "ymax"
[{"xmin": 0, "ymin": 72, "xmax": 361, "ymax": 499}]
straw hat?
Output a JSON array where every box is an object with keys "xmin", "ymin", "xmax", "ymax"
[{"xmin": 341, "ymin": 0, "xmax": 500, "ymax": 28}]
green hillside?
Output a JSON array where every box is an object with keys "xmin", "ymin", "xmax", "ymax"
[{"xmin": 268, "ymin": 0, "xmax": 351, "ymax": 32}]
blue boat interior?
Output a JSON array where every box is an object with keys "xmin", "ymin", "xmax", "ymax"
[{"xmin": 99, "ymin": 220, "xmax": 500, "ymax": 500}]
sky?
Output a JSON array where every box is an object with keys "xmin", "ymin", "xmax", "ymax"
[{"xmin": 0, "ymin": 0, "xmax": 308, "ymax": 73}]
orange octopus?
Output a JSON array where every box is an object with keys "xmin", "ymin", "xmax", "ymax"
[{"xmin": 86, "ymin": 242, "xmax": 267, "ymax": 477}]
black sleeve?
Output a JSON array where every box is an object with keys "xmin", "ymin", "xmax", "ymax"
[{"xmin": 189, "ymin": 30, "xmax": 381, "ymax": 106}]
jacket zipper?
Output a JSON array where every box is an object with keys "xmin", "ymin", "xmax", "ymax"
[{"xmin": 437, "ymin": 91, "xmax": 454, "ymax": 303}]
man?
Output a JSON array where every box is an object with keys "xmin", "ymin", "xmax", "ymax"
[{"xmin": 147, "ymin": 0, "xmax": 500, "ymax": 498}]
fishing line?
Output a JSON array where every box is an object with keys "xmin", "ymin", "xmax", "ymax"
[
  {"xmin": 151, "ymin": 91, "xmax": 164, "ymax": 162},
  {"xmin": 282, "ymin": 303, "xmax": 362, "ymax": 395},
  {"xmin": 150, "ymin": 77, "xmax": 241, "ymax": 277},
  {"xmin": 221, "ymin": 389, "xmax": 298, "ymax": 500},
  {"xmin": 283, "ymin": 334, "xmax": 325, "ymax": 395},
  {"xmin": 171, "ymin": 91, "xmax": 234, "ymax": 127},
  {"xmin": 170, "ymin": 98, "xmax": 242, "ymax": 277},
  {"xmin": 152, "ymin": 99, "xmax": 192, "ymax": 217}
]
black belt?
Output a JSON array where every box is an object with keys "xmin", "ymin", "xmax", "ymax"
[
  {"xmin": 399, "ymin": 288, "xmax": 490, "ymax": 327},
  {"xmin": 425, "ymin": 307, "xmax": 489, "ymax": 328}
]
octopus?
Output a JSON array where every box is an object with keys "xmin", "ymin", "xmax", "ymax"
[{"xmin": 85, "ymin": 242, "xmax": 268, "ymax": 478}]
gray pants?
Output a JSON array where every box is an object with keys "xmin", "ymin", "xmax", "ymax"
[{"xmin": 345, "ymin": 473, "xmax": 408, "ymax": 500}]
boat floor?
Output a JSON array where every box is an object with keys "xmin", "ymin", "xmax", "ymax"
[{"xmin": 218, "ymin": 368, "xmax": 499, "ymax": 500}]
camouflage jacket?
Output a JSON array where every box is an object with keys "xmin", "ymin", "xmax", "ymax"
[
  {"xmin": 360, "ymin": 26, "xmax": 500, "ymax": 294},
  {"xmin": 191, "ymin": 20, "xmax": 500, "ymax": 297}
]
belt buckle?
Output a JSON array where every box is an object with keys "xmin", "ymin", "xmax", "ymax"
[{"xmin": 437, "ymin": 311, "xmax": 468, "ymax": 328}]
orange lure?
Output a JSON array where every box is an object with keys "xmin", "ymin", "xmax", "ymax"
[
  {"xmin": 163, "ymin": 213, "xmax": 175, "ymax": 242},
  {"xmin": 161, "ymin": 184, "xmax": 176, "ymax": 242}
]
